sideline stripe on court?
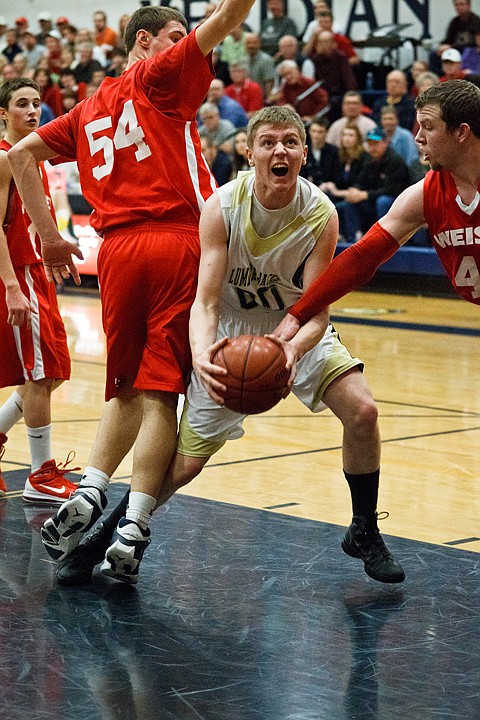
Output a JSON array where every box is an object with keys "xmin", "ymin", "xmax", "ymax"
[{"xmin": 331, "ymin": 315, "xmax": 480, "ymax": 336}]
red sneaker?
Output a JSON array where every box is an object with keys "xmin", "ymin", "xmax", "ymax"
[
  {"xmin": 0, "ymin": 433, "xmax": 7, "ymax": 497},
  {"xmin": 23, "ymin": 451, "xmax": 80, "ymax": 504}
]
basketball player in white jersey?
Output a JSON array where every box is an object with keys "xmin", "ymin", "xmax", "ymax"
[{"xmin": 54, "ymin": 106, "xmax": 405, "ymax": 587}]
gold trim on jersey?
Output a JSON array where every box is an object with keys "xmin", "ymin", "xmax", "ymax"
[{"xmin": 230, "ymin": 171, "xmax": 334, "ymax": 257}]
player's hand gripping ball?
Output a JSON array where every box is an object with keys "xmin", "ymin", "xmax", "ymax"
[{"xmin": 212, "ymin": 334, "xmax": 289, "ymax": 414}]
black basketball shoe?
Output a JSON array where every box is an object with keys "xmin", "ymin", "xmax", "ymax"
[
  {"xmin": 342, "ymin": 514, "xmax": 405, "ymax": 583},
  {"xmin": 56, "ymin": 523, "xmax": 114, "ymax": 585}
]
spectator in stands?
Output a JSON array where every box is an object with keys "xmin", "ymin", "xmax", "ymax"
[
  {"xmin": 36, "ymin": 13, "xmax": 53, "ymax": 46},
  {"xmin": 73, "ymin": 42, "xmax": 104, "ymax": 85},
  {"xmin": 440, "ymin": 47, "xmax": 468, "ymax": 80},
  {"xmin": 92, "ymin": 11, "xmax": 117, "ymax": 60},
  {"xmin": 61, "ymin": 25, "xmax": 78, "ymax": 55},
  {"xmin": 0, "ymin": 18, "xmax": 7, "ymax": 54},
  {"xmin": 380, "ymin": 105, "xmax": 419, "ymax": 167},
  {"xmin": 408, "ymin": 59, "xmax": 429, "ymax": 96},
  {"xmin": 274, "ymin": 34, "xmax": 315, "ymax": 81},
  {"xmin": 276, "ymin": 59, "xmax": 329, "ymax": 123},
  {"xmin": 303, "ymin": 1, "xmax": 343, "ymax": 45},
  {"xmin": 303, "ymin": 6, "xmax": 359, "ymax": 66},
  {"xmin": 332, "ymin": 126, "xmax": 410, "ymax": 243},
  {"xmin": 231, "ymin": 129, "xmax": 249, "ymax": 177},
  {"xmin": 461, "ymin": 28, "xmax": 480, "ymax": 73},
  {"xmin": 308, "ymin": 30, "xmax": 357, "ymax": 121},
  {"xmin": 211, "ymin": 46, "xmax": 232, "ymax": 86},
  {"xmin": 21, "ymin": 30, "xmax": 47, "ymax": 70},
  {"xmin": 430, "ymin": 0, "xmax": 480, "ymax": 74},
  {"xmin": 198, "ymin": 102, "xmax": 236, "ymax": 154},
  {"xmin": 207, "ymin": 78, "xmax": 249, "ymax": 129},
  {"xmin": 193, "ymin": 3, "xmax": 218, "ymax": 29},
  {"xmin": 2, "ymin": 29, "xmax": 23, "ymax": 65},
  {"xmin": 115, "ymin": 14, "xmax": 130, "ymax": 53},
  {"xmin": 415, "ymin": 71, "xmax": 440, "ymax": 95},
  {"xmin": 59, "ymin": 68, "xmax": 86, "ymax": 103},
  {"xmin": 301, "ymin": 117, "xmax": 339, "ymax": 187},
  {"xmin": 326, "ymin": 90, "xmax": 376, "ymax": 147},
  {"xmin": 14, "ymin": 17, "xmax": 30, "ymax": 41},
  {"xmin": 59, "ymin": 47, "xmax": 75, "ymax": 71},
  {"xmin": 91, "ymin": 68, "xmax": 106, "ymax": 89},
  {"xmin": 221, "ymin": 24, "xmax": 248, "ymax": 66},
  {"xmin": 33, "ymin": 67, "xmax": 63, "ymax": 118},
  {"xmin": 56, "ymin": 17, "xmax": 70, "ymax": 41},
  {"xmin": 200, "ymin": 136, "xmax": 233, "ymax": 186},
  {"xmin": 1, "ymin": 63, "xmax": 17, "ymax": 83},
  {"xmin": 224, "ymin": 62, "xmax": 264, "ymax": 116},
  {"xmin": 44, "ymin": 31, "xmax": 63, "ymax": 77},
  {"xmin": 75, "ymin": 29, "xmax": 107, "ymax": 67},
  {"xmin": 260, "ymin": 0, "xmax": 298, "ymax": 58},
  {"xmin": 11, "ymin": 53, "xmax": 31, "ymax": 79},
  {"xmin": 321, "ymin": 122, "xmax": 369, "ymax": 205},
  {"xmin": 244, "ymin": 32, "xmax": 276, "ymax": 100},
  {"xmin": 411, "ymin": 71, "xmax": 440, "ymax": 136},
  {"xmin": 105, "ymin": 48, "xmax": 128, "ymax": 78},
  {"xmin": 61, "ymin": 89, "xmax": 78, "ymax": 113},
  {"xmin": 372, "ymin": 70, "xmax": 416, "ymax": 130}
]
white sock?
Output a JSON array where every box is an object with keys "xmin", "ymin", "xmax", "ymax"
[
  {"xmin": 126, "ymin": 491, "xmax": 156, "ymax": 530},
  {"xmin": 79, "ymin": 466, "xmax": 110, "ymax": 493},
  {"xmin": 26, "ymin": 424, "xmax": 51, "ymax": 473},
  {"xmin": 0, "ymin": 391, "xmax": 24, "ymax": 434}
]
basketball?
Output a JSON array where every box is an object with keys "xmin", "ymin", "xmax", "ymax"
[{"xmin": 212, "ymin": 334, "xmax": 289, "ymax": 414}]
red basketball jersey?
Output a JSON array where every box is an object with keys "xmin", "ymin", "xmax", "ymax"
[
  {"xmin": 36, "ymin": 31, "xmax": 216, "ymax": 233},
  {"xmin": 0, "ymin": 140, "xmax": 55, "ymax": 268},
  {"xmin": 424, "ymin": 169, "xmax": 480, "ymax": 305}
]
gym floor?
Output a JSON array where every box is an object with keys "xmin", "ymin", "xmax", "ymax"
[{"xmin": 0, "ymin": 286, "xmax": 479, "ymax": 719}]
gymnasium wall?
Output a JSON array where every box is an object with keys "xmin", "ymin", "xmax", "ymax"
[{"xmin": 0, "ymin": 0, "xmax": 466, "ymax": 66}]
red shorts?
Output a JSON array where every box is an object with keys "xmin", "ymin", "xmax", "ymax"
[
  {"xmin": 98, "ymin": 222, "xmax": 200, "ymax": 401},
  {"xmin": 0, "ymin": 263, "xmax": 71, "ymax": 387}
]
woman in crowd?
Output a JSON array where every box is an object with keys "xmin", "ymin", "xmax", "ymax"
[
  {"xmin": 33, "ymin": 67, "xmax": 63, "ymax": 117},
  {"xmin": 320, "ymin": 122, "xmax": 370, "ymax": 242},
  {"xmin": 230, "ymin": 128, "xmax": 249, "ymax": 177}
]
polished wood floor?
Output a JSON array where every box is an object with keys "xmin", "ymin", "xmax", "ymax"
[
  {"xmin": 1, "ymin": 285, "xmax": 479, "ymax": 552},
  {"xmin": 2, "ymin": 284, "xmax": 479, "ymax": 720}
]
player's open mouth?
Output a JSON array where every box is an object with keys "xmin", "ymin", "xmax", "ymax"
[{"xmin": 272, "ymin": 164, "xmax": 288, "ymax": 177}]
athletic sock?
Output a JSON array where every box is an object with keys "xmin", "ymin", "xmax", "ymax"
[
  {"xmin": 0, "ymin": 390, "xmax": 23, "ymax": 433},
  {"xmin": 344, "ymin": 469, "xmax": 380, "ymax": 524},
  {"xmin": 26, "ymin": 424, "xmax": 52, "ymax": 472},
  {"xmin": 126, "ymin": 491, "xmax": 156, "ymax": 530},
  {"xmin": 79, "ymin": 467, "xmax": 110, "ymax": 493}
]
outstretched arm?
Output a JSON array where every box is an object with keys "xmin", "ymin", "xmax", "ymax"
[
  {"xmin": 7, "ymin": 133, "xmax": 83, "ymax": 285},
  {"xmin": 273, "ymin": 180, "xmax": 426, "ymax": 337},
  {"xmin": 189, "ymin": 192, "xmax": 229, "ymax": 404},
  {"xmin": 195, "ymin": 0, "xmax": 256, "ymax": 56}
]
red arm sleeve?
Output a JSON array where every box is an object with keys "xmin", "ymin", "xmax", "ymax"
[{"xmin": 290, "ymin": 222, "xmax": 400, "ymax": 324}]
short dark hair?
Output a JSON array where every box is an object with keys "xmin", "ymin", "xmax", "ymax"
[
  {"xmin": 124, "ymin": 6, "xmax": 187, "ymax": 54},
  {"xmin": 0, "ymin": 77, "xmax": 40, "ymax": 109},
  {"xmin": 415, "ymin": 79, "xmax": 480, "ymax": 138}
]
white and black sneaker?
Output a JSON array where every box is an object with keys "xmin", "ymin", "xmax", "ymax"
[
  {"xmin": 101, "ymin": 518, "xmax": 151, "ymax": 585},
  {"xmin": 41, "ymin": 487, "xmax": 107, "ymax": 562}
]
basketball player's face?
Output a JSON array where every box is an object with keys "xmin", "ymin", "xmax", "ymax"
[
  {"xmin": 0, "ymin": 87, "xmax": 41, "ymax": 139},
  {"xmin": 150, "ymin": 21, "xmax": 187, "ymax": 55},
  {"xmin": 247, "ymin": 124, "xmax": 307, "ymax": 201},
  {"xmin": 415, "ymin": 104, "xmax": 457, "ymax": 171}
]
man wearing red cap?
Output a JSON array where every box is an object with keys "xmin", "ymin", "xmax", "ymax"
[{"xmin": 15, "ymin": 17, "xmax": 29, "ymax": 35}]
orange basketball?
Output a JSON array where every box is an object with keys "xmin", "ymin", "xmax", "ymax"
[{"xmin": 212, "ymin": 334, "xmax": 289, "ymax": 414}]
